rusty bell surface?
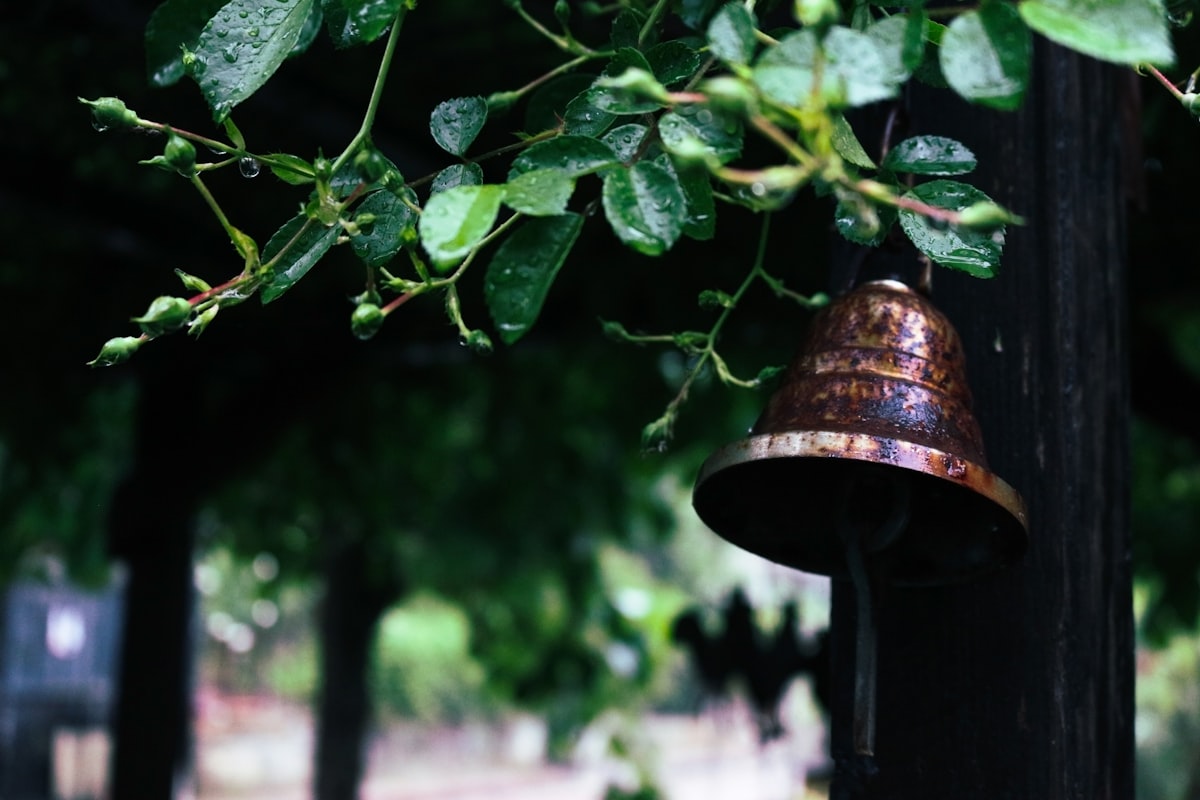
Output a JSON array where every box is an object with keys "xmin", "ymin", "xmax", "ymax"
[{"xmin": 692, "ymin": 279, "xmax": 1028, "ymax": 586}]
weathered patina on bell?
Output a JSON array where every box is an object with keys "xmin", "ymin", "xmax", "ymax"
[{"xmin": 692, "ymin": 279, "xmax": 1028, "ymax": 586}]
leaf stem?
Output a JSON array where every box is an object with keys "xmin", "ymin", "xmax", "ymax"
[
  {"xmin": 332, "ymin": 7, "xmax": 410, "ymax": 176},
  {"xmin": 1145, "ymin": 64, "xmax": 1185, "ymax": 100},
  {"xmin": 638, "ymin": 0, "xmax": 671, "ymax": 49}
]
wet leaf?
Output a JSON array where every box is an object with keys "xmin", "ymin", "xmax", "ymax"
[
  {"xmin": 484, "ymin": 214, "xmax": 584, "ymax": 344},
  {"xmin": 187, "ymin": 0, "xmax": 318, "ymax": 122},
  {"xmin": 753, "ymin": 27, "xmax": 902, "ymax": 109},
  {"xmin": 658, "ymin": 105, "xmax": 743, "ymax": 164},
  {"xmin": 145, "ymin": 0, "xmax": 227, "ymax": 87},
  {"xmin": 350, "ymin": 188, "xmax": 418, "ymax": 268},
  {"xmin": 431, "ymin": 162, "xmax": 484, "ymax": 194},
  {"xmin": 940, "ymin": 3, "xmax": 1031, "ymax": 110},
  {"xmin": 260, "ymin": 213, "xmax": 340, "ymax": 303},
  {"xmin": 831, "ymin": 114, "xmax": 876, "ymax": 169},
  {"xmin": 599, "ymin": 124, "xmax": 647, "ymax": 163},
  {"xmin": 322, "ymin": 0, "xmax": 407, "ymax": 49},
  {"xmin": 646, "ymin": 40, "xmax": 704, "ymax": 86},
  {"xmin": 508, "ymin": 136, "xmax": 620, "ymax": 180},
  {"xmin": 503, "ymin": 169, "xmax": 577, "ymax": 216},
  {"xmin": 430, "ymin": 96, "xmax": 489, "ymax": 156},
  {"xmin": 602, "ymin": 160, "xmax": 687, "ymax": 256},
  {"xmin": 707, "ymin": 2, "xmax": 758, "ymax": 66},
  {"xmin": 883, "ymin": 136, "xmax": 977, "ymax": 175},
  {"xmin": 867, "ymin": 12, "xmax": 925, "ymax": 84},
  {"xmin": 1019, "ymin": 0, "xmax": 1174, "ymax": 66},
  {"xmin": 657, "ymin": 154, "xmax": 716, "ymax": 241},
  {"xmin": 268, "ymin": 153, "xmax": 316, "ymax": 185},
  {"xmin": 418, "ymin": 184, "xmax": 505, "ymax": 270},
  {"xmin": 898, "ymin": 180, "xmax": 1005, "ymax": 277}
]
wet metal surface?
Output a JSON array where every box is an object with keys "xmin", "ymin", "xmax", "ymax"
[{"xmin": 693, "ymin": 280, "xmax": 1028, "ymax": 586}]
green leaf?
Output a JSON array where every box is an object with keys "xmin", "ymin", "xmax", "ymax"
[
  {"xmin": 260, "ymin": 214, "xmax": 340, "ymax": 303},
  {"xmin": 658, "ymin": 105, "xmax": 743, "ymax": 164},
  {"xmin": 601, "ymin": 124, "xmax": 650, "ymax": 163},
  {"xmin": 867, "ymin": 13, "xmax": 924, "ymax": 84},
  {"xmin": 418, "ymin": 184, "xmax": 505, "ymax": 270},
  {"xmin": 350, "ymin": 188, "xmax": 418, "ymax": 267},
  {"xmin": 187, "ymin": 0, "xmax": 318, "ymax": 122},
  {"xmin": 145, "ymin": 0, "xmax": 228, "ymax": 87},
  {"xmin": 883, "ymin": 136, "xmax": 977, "ymax": 175},
  {"xmin": 646, "ymin": 41, "xmax": 704, "ymax": 87},
  {"xmin": 678, "ymin": 0, "xmax": 723, "ymax": 30},
  {"xmin": 602, "ymin": 161, "xmax": 687, "ymax": 256},
  {"xmin": 940, "ymin": 3, "xmax": 1031, "ymax": 110},
  {"xmin": 835, "ymin": 193, "xmax": 896, "ymax": 246},
  {"xmin": 707, "ymin": 2, "xmax": 758, "ymax": 65},
  {"xmin": 1019, "ymin": 0, "xmax": 1174, "ymax": 66},
  {"xmin": 753, "ymin": 27, "xmax": 902, "ymax": 109},
  {"xmin": 484, "ymin": 214, "xmax": 584, "ymax": 344},
  {"xmin": 898, "ymin": 180, "xmax": 1005, "ymax": 277},
  {"xmin": 658, "ymin": 154, "xmax": 716, "ymax": 241},
  {"xmin": 562, "ymin": 88, "xmax": 617, "ymax": 136},
  {"xmin": 431, "ymin": 162, "xmax": 484, "ymax": 194},
  {"xmin": 268, "ymin": 153, "xmax": 316, "ymax": 185},
  {"xmin": 508, "ymin": 136, "xmax": 620, "ymax": 180},
  {"xmin": 430, "ymin": 96, "xmax": 489, "ymax": 156},
  {"xmin": 610, "ymin": 9, "xmax": 645, "ymax": 49},
  {"xmin": 830, "ymin": 113, "xmax": 876, "ymax": 169},
  {"xmin": 503, "ymin": 169, "xmax": 577, "ymax": 216},
  {"xmin": 322, "ymin": 0, "xmax": 406, "ymax": 48}
]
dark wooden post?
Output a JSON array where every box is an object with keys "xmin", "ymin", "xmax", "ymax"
[{"xmin": 829, "ymin": 41, "xmax": 1133, "ymax": 798}]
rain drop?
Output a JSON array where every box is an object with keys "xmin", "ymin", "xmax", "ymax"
[
  {"xmin": 696, "ymin": 109, "xmax": 714, "ymax": 125},
  {"xmin": 247, "ymin": 27, "xmax": 260, "ymax": 37},
  {"xmin": 750, "ymin": 182, "xmax": 767, "ymax": 197},
  {"xmin": 215, "ymin": 28, "xmax": 229, "ymax": 38},
  {"xmin": 92, "ymin": 121, "xmax": 109, "ymax": 132},
  {"xmin": 238, "ymin": 9, "xmax": 249, "ymax": 17},
  {"xmin": 223, "ymin": 46, "xmax": 239, "ymax": 63},
  {"xmin": 239, "ymin": 157, "xmax": 261, "ymax": 178}
]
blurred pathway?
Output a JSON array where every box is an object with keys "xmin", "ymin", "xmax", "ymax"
[{"xmin": 195, "ymin": 691, "xmax": 829, "ymax": 800}]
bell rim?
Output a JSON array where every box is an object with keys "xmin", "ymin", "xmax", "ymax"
[{"xmin": 695, "ymin": 429, "xmax": 1029, "ymax": 535}]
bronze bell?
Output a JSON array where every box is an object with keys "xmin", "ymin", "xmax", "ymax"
[{"xmin": 692, "ymin": 279, "xmax": 1028, "ymax": 586}]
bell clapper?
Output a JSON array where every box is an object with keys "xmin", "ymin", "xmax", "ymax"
[{"xmin": 836, "ymin": 475, "xmax": 911, "ymax": 758}]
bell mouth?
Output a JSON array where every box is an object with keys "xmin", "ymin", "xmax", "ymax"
[{"xmin": 692, "ymin": 430, "xmax": 1029, "ymax": 586}]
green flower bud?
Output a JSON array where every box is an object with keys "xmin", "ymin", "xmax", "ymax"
[
  {"xmin": 1182, "ymin": 92, "xmax": 1200, "ymax": 116},
  {"xmin": 188, "ymin": 305, "xmax": 219, "ymax": 338},
  {"xmin": 354, "ymin": 148, "xmax": 389, "ymax": 184},
  {"xmin": 163, "ymin": 133, "xmax": 197, "ymax": 177},
  {"xmin": 132, "ymin": 295, "xmax": 193, "ymax": 337},
  {"xmin": 957, "ymin": 201, "xmax": 1023, "ymax": 230},
  {"xmin": 600, "ymin": 319, "xmax": 631, "ymax": 341},
  {"xmin": 79, "ymin": 96, "xmax": 139, "ymax": 132},
  {"xmin": 554, "ymin": 0, "xmax": 570, "ymax": 24},
  {"xmin": 351, "ymin": 303, "xmax": 385, "ymax": 340},
  {"xmin": 698, "ymin": 290, "xmax": 735, "ymax": 309},
  {"xmin": 700, "ymin": 76, "xmax": 758, "ymax": 115},
  {"xmin": 351, "ymin": 212, "xmax": 377, "ymax": 236},
  {"xmin": 461, "ymin": 329, "xmax": 493, "ymax": 355},
  {"xmin": 88, "ymin": 336, "xmax": 143, "ymax": 367},
  {"xmin": 485, "ymin": 90, "xmax": 522, "ymax": 114},
  {"xmin": 755, "ymin": 364, "xmax": 786, "ymax": 385},
  {"xmin": 795, "ymin": 0, "xmax": 840, "ymax": 28},
  {"xmin": 174, "ymin": 268, "xmax": 212, "ymax": 294}
]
